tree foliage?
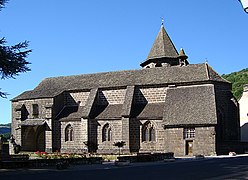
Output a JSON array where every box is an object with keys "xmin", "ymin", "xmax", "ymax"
[
  {"xmin": 0, "ymin": 132, "xmax": 10, "ymax": 140},
  {"xmin": 113, "ymin": 141, "xmax": 126, "ymax": 156},
  {"xmin": 0, "ymin": 0, "xmax": 8, "ymax": 10},
  {"xmin": 0, "ymin": 0, "xmax": 31, "ymax": 98},
  {"xmin": 113, "ymin": 141, "xmax": 126, "ymax": 148},
  {"xmin": 222, "ymin": 68, "xmax": 248, "ymax": 100},
  {"xmin": 0, "ymin": 38, "xmax": 31, "ymax": 80},
  {"xmin": 0, "ymin": 122, "xmax": 11, "ymax": 139}
]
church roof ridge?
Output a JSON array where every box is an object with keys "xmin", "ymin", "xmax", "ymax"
[
  {"xmin": 204, "ymin": 63, "xmax": 230, "ymax": 83},
  {"xmin": 12, "ymin": 63, "xmax": 228, "ymax": 101}
]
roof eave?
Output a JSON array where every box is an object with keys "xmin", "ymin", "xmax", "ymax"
[{"xmin": 140, "ymin": 56, "xmax": 179, "ymax": 67}]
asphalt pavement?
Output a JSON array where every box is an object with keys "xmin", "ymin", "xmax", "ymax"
[{"xmin": 1, "ymin": 154, "xmax": 248, "ymax": 180}]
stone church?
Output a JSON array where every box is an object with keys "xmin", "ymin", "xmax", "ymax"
[{"xmin": 11, "ymin": 24, "xmax": 240, "ymax": 156}]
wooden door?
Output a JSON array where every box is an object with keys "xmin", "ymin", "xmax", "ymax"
[{"xmin": 186, "ymin": 140, "xmax": 193, "ymax": 155}]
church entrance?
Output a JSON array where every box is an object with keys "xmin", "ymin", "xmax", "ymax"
[
  {"xmin": 21, "ymin": 125, "xmax": 45, "ymax": 152},
  {"xmin": 185, "ymin": 140, "xmax": 193, "ymax": 155}
]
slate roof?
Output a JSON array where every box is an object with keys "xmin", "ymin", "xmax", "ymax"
[
  {"xmin": 58, "ymin": 104, "xmax": 125, "ymax": 120},
  {"xmin": 57, "ymin": 106, "xmax": 84, "ymax": 121},
  {"xmin": 163, "ymin": 84, "xmax": 217, "ymax": 126},
  {"xmin": 140, "ymin": 25, "xmax": 179, "ymax": 67},
  {"xmin": 94, "ymin": 104, "xmax": 123, "ymax": 119},
  {"xmin": 12, "ymin": 63, "xmax": 229, "ymax": 101},
  {"xmin": 146, "ymin": 25, "xmax": 178, "ymax": 60},
  {"xmin": 58, "ymin": 103, "xmax": 165, "ymax": 120},
  {"xmin": 93, "ymin": 103, "xmax": 165, "ymax": 119},
  {"xmin": 131, "ymin": 103, "xmax": 164, "ymax": 119},
  {"xmin": 19, "ymin": 119, "xmax": 46, "ymax": 126}
]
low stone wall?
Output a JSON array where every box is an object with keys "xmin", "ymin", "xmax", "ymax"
[
  {"xmin": 0, "ymin": 144, "xmax": 10, "ymax": 161},
  {"xmin": 117, "ymin": 152, "xmax": 174, "ymax": 163}
]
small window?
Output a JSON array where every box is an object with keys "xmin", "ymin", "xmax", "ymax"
[
  {"xmin": 142, "ymin": 121, "xmax": 156, "ymax": 142},
  {"xmin": 65, "ymin": 125, "xmax": 73, "ymax": 142},
  {"xmin": 32, "ymin": 104, "xmax": 39, "ymax": 118},
  {"xmin": 183, "ymin": 128, "xmax": 195, "ymax": 139},
  {"xmin": 102, "ymin": 123, "xmax": 112, "ymax": 142}
]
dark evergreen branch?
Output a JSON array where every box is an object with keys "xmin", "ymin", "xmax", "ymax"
[
  {"xmin": 0, "ymin": 88, "xmax": 8, "ymax": 98},
  {"xmin": 0, "ymin": 0, "xmax": 8, "ymax": 10},
  {"xmin": 0, "ymin": 0, "xmax": 31, "ymax": 98},
  {"xmin": 0, "ymin": 38, "xmax": 31, "ymax": 80}
]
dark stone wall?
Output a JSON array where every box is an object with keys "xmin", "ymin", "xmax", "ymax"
[
  {"xmin": 88, "ymin": 119, "xmax": 98, "ymax": 153},
  {"xmin": 11, "ymin": 80, "xmax": 241, "ymax": 156},
  {"xmin": 53, "ymin": 94, "xmax": 65, "ymax": 151},
  {"xmin": 11, "ymin": 98, "xmax": 53, "ymax": 152},
  {"xmin": 194, "ymin": 126, "xmax": 216, "ymax": 155},
  {"xmin": 165, "ymin": 128, "xmax": 184, "ymax": 156},
  {"xmin": 215, "ymin": 83, "xmax": 240, "ymax": 154},
  {"xmin": 129, "ymin": 118, "xmax": 141, "ymax": 152},
  {"xmin": 165, "ymin": 127, "xmax": 216, "ymax": 156},
  {"xmin": 215, "ymin": 83, "xmax": 240, "ymax": 142}
]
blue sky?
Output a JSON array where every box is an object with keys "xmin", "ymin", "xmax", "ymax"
[{"xmin": 0, "ymin": 0, "xmax": 247, "ymax": 124}]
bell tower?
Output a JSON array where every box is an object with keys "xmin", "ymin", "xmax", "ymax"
[{"xmin": 140, "ymin": 22, "xmax": 189, "ymax": 68}]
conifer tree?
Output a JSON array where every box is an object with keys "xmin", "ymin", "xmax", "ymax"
[{"xmin": 0, "ymin": 0, "xmax": 31, "ymax": 98}]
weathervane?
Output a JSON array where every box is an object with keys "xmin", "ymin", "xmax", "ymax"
[
  {"xmin": 160, "ymin": 17, "xmax": 164, "ymax": 26},
  {"xmin": 205, "ymin": 58, "xmax": 208, "ymax": 64}
]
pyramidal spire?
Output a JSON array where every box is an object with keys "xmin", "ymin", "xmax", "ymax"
[
  {"xmin": 141, "ymin": 22, "xmax": 179, "ymax": 68},
  {"xmin": 147, "ymin": 24, "xmax": 178, "ymax": 60},
  {"xmin": 179, "ymin": 48, "xmax": 188, "ymax": 59},
  {"xmin": 178, "ymin": 48, "xmax": 189, "ymax": 66}
]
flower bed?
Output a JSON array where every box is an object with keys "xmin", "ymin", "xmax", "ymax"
[
  {"xmin": 34, "ymin": 151, "xmax": 86, "ymax": 159},
  {"xmin": 0, "ymin": 153, "xmax": 103, "ymax": 169}
]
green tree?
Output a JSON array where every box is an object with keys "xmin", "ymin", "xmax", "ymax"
[
  {"xmin": 222, "ymin": 68, "xmax": 248, "ymax": 100},
  {"xmin": 0, "ymin": 0, "xmax": 31, "ymax": 98},
  {"xmin": 113, "ymin": 141, "xmax": 126, "ymax": 156},
  {"xmin": 0, "ymin": 132, "xmax": 10, "ymax": 140}
]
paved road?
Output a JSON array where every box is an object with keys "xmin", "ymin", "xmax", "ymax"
[{"xmin": 1, "ymin": 156, "xmax": 248, "ymax": 180}]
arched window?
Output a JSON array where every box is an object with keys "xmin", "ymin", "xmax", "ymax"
[
  {"xmin": 70, "ymin": 127, "xmax": 73, "ymax": 141},
  {"xmin": 108, "ymin": 128, "xmax": 112, "ymax": 141},
  {"xmin": 145, "ymin": 127, "xmax": 149, "ymax": 141},
  {"xmin": 150, "ymin": 127, "xmax": 156, "ymax": 141},
  {"xmin": 65, "ymin": 124, "xmax": 73, "ymax": 142},
  {"xmin": 142, "ymin": 121, "xmax": 156, "ymax": 142},
  {"xmin": 102, "ymin": 123, "xmax": 112, "ymax": 142}
]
